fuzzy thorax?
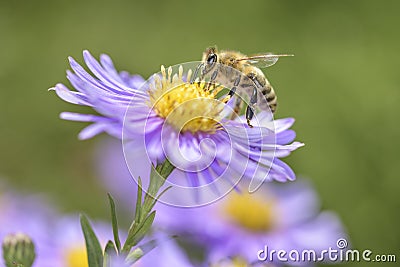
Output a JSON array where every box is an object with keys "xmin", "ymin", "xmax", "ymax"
[{"xmin": 148, "ymin": 65, "xmax": 225, "ymax": 134}]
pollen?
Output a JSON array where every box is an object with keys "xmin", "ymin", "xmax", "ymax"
[
  {"xmin": 148, "ymin": 65, "xmax": 226, "ymax": 134},
  {"xmin": 222, "ymin": 191, "xmax": 275, "ymax": 232}
]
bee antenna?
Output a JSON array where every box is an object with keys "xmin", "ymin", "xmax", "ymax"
[{"xmin": 207, "ymin": 46, "xmax": 218, "ymax": 53}]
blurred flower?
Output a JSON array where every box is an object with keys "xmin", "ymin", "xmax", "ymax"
[
  {"xmin": 133, "ymin": 236, "xmax": 194, "ymax": 267},
  {"xmin": 51, "ymin": 216, "xmax": 115, "ymax": 267},
  {"xmin": 94, "ymin": 137, "xmax": 137, "ymax": 214},
  {"xmin": 154, "ymin": 180, "xmax": 347, "ymax": 266},
  {"xmin": 0, "ymin": 183, "xmax": 116, "ymax": 267},
  {"xmin": 0, "ymin": 183, "xmax": 194, "ymax": 267},
  {"xmin": 208, "ymin": 257, "xmax": 266, "ymax": 267},
  {"xmin": 51, "ymin": 216, "xmax": 193, "ymax": 267},
  {"xmin": 0, "ymin": 189, "xmax": 59, "ymax": 267}
]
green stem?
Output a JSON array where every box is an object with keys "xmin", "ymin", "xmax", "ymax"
[{"xmin": 121, "ymin": 159, "xmax": 175, "ymax": 254}]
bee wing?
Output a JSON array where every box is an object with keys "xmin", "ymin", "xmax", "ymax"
[{"xmin": 236, "ymin": 53, "xmax": 294, "ymax": 68}]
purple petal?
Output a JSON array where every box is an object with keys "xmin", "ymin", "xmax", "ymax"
[
  {"xmin": 52, "ymin": 84, "xmax": 91, "ymax": 106},
  {"xmin": 78, "ymin": 123, "xmax": 108, "ymax": 140},
  {"xmin": 60, "ymin": 112, "xmax": 105, "ymax": 122},
  {"xmin": 271, "ymin": 158, "xmax": 296, "ymax": 181},
  {"xmin": 274, "ymin": 117, "xmax": 295, "ymax": 132},
  {"xmin": 83, "ymin": 51, "xmax": 139, "ymax": 94},
  {"xmin": 276, "ymin": 129, "xmax": 296, "ymax": 144}
]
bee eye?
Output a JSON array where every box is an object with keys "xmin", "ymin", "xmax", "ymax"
[{"xmin": 207, "ymin": 54, "xmax": 217, "ymax": 65}]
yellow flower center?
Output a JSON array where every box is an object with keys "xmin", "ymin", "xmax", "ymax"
[
  {"xmin": 211, "ymin": 257, "xmax": 248, "ymax": 267},
  {"xmin": 66, "ymin": 246, "xmax": 88, "ymax": 267},
  {"xmin": 222, "ymin": 191, "xmax": 274, "ymax": 232},
  {"xmin": 148, "ymin": 65, "xmax": 226, "ymax": 133}
]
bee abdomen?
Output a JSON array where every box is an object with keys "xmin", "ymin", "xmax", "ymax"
[
  {"xmin": 251, "ymin": 75, "xmax": 278, "ymax": 114},
  {"xmin": 264, "ymin": 86, "xmax": 277, "ymax": 113}
]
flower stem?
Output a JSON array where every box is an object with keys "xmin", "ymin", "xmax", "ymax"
[{"xmin": 122, "ymin": 159, "xmax": 174, "ymax": 254}]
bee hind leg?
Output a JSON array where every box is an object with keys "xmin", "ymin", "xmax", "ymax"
[
  {"xmin": 246, "ymin": 105, "xmax": 255, "ymax": 127},
  {"xmin": 245, "ymin": 86, "xmax": 258, "ymax": 127}
]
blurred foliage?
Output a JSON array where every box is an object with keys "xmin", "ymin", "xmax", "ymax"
[{"xmin": 0, "ymin": 0, "xmax": 399, "ymax": 266}]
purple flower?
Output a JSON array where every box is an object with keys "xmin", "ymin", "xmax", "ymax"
[
  {"xmin": 94, "ymin": 137, "xmax": 137, "ymax": 215},
  {"xmin": 0, "ymin": 182, "xmax": 191, "ymax": 267},
  {"xmin": 108, "ymin": 242, "xmax": 193, "ymax": 267},
  {"xmin": 50, "ymin": 52, "xmax": 146, "ymax": 140},
  {"xmin": 0, "ymin": 190, "xmax": 59, "ymax": 267},
  {"xmin": 51, "ymin": 51, "xmax": 304, "ymax": 206},
  {"xmin": 51, "ymin": 216, "xmax": 192, "ymax": 267},
  {"xmin": 133, "ymin": 237, "xmax": 194, "ymax": 267},
  {"xmin": 154, "ymin": 180, "xmax": 347, "ymax": 266},
  {"xmin": 0, "ymin": 185, "xmax": 115, "ymax": 266},
  {"xmin": 50, "ymin": 216, "xmax": 116, "ymax": 267}
]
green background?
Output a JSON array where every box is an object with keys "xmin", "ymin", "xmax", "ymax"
[{"xmin": 0, "ymin": 0, "xmax": 399, "ymax": 266}]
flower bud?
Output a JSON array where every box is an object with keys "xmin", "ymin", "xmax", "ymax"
[{"xmin": 2, "ymin": 233, "xmax": 35, "ymax": 267}]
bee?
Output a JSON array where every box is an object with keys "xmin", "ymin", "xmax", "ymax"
[{"xmin": 191, "ymin": 46, "xmax": 292, "ymax": 127}]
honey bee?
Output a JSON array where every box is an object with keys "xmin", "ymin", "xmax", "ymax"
[{"xmin": 191, "ymin": 46, "xmax": 293, "ymax": 127}]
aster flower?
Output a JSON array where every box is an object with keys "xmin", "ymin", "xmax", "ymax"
[
  {"xmin": 51, "ymin": 51, "xmax": 303, "ymax": 206},
  {"xmin": 154, "ymin": 180, "xmax": 347, "ymax": 266},
  {"xmin": 50, "ymin": 53, "xmax": 146, "ymax": 140},
  {"xmin": 94, "ymin": 137, "xmax": 137, "ymax": 215},
  {"xmin": 0, "ymin": 189, "xmax": 183, "ymax": 267},
  {"xmin": 108, "ymin": 242, "xmax": 193, "ymax": 267},
  {"xmin": 0, "ymin": 188, "xmax": 59, "ymax": 267},
  {"xmin": 133, "ymin": 236, "xmax": 194, "ymax": 267},
  {"xmin": 51, "ymin": 216, "xmax": 194, "ymax": 267},
  {"xmin": 50, "ymin": 216, "xmax": 117, "ymax": 267}
]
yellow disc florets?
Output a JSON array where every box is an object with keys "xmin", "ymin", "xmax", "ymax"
[
  {"xmin": 148, "ymin": 65, "xmax": 225, "ymax": 134},
  {"xmin": 210, "ymin": 257, "xmax": 248, "ymax": 267},
  {"xmin": 66, "ymin": 246, "xmax": 88, "ymax": 267},
  {"xmin": 222, "ymin": 191, "xmax": 275, "ymax": 232}
]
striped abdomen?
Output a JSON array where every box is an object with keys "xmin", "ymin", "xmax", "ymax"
[{"xmin": 247, "ymin": 67, "xmax": 278, "ymax": 114}]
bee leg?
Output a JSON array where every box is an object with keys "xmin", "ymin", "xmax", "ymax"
[
  {"xmin": 190, "ymin": 63, "xmax": 204, "ymax": 84},
  {"xmin": 245, "ymin": 86, "xmax": 258, "ymax": 127},
  {"xmin": 228, "ymin": 75, "xmax": 242, "ymax": 119},
  {"xmin": 205, "ymin": 69, "xmax": 218, "ymax": 90},
  {"xmin": 228, "ymin": 75, "xmax": 241, "ymax": 97},
  {"xmin": 246, "ymin": 106, "xmax": 254, "ymax": 127}
]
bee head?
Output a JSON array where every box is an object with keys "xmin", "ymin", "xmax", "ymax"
[{"xmin": 202, "ymin": 46, "xmax": 218, "ymax": 74}]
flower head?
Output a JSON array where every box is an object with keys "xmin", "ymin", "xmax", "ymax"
[
  {"xmin": 94, "ymin": 137, "xmax": 137, "ymax": 215},
  {"xmin": 52, "ymin": 217, "xmax": 192, "ymax": 267},
  {"xmin": 51, "ymin": 216, "xmax": 115, "ymax": 267},
  {"xmin": 0, "ymin": 189, "xmax": 60, "ymax": 267},
  {"xmin": 52, "ymin": 51, "xmax": 304, "ymax": 206},
  {"xmin": 154, "ymin": 180, "xmax": 347, "ymax": 265},
  {"xmin": 148, "ymin": 66, "xmax": 225, "ymax": 134},
  {"xmin": 51, "ymin": 51, "xmax": 146, "ymax": 140}
]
